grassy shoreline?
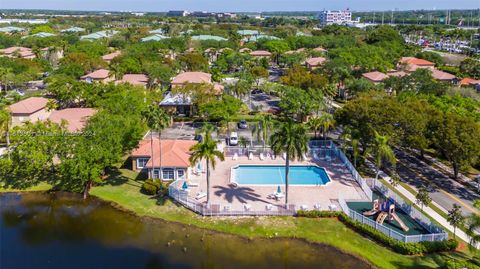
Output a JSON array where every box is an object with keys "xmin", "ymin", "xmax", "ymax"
[{"xmin": 2, "ymin": 169, "xmax": 474, "ymax": 269}]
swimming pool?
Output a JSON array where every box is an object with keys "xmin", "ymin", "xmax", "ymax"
[{"xmin": 232, "ymin": 165, "xmax": 331, "ymax": 186}]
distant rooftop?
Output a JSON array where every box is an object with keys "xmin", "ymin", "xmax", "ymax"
[
  {"xmin": 191, "ymin": 35, "xmax": 227, "ymax": 41},
  {"xmin": 80, "ymin": 30, "xmax": 119, "ymax": 41},
  {"xmin": 141, "ymin": 34, "xmax": 169, "ymax": 42},
  {"xmin": 61, "ymin": 27, "xmax": 85, "ymax": 33}
]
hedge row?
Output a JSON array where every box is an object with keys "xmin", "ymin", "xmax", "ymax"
[
  {"xmin": 296, "ymin": 210, "xmax": 458, "ymax": 255},
  {"xmin": 141, "ymin": 179, "xmax": 170, "ymax": 196}
]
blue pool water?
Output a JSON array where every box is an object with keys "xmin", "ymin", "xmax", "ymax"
[{"xmin": 233, "ymin": 165, "xmax": 331, "ymax": 185}]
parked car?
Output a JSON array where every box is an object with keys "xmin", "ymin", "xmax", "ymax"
[
  {"xmin": 194, "ymin": 134, "xmax": 203, "ymax": 143},
  {"xmin": 238, "ymin": 120, "xmax": 248, "ymax": 129},
  {"xmin": 251, "ymin": 89, "xmax": 263, "ymax": 95},
  {"xmin": 229, "ymin": 132, "xmax": 238, "ymax": 146}
]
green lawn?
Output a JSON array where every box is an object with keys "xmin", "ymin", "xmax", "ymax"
[
  {"xmin": 89, "ymin": 168, "xmax": 474, "ymax": 269},
  {"xmin": 0, "ymin": 182, "xmax": 52, "ymax": 193}
]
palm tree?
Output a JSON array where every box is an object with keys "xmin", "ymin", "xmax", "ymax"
[
  {"xmin": 110, "ymin": 63, "xmax": 124, "ymax": 80},
  {"xmin": 373, "ymin": 132, "xmax": 396, "ymax": 184},
  {"xmin": 307, "ymin": 116, "xmax": 322, "ymax": 139},
  {"xmin": 270, "ymin": 120, "xmax": 308, "ymax": 206},
  {"xmin": 467, "ymin": 202, "xmax": 480, "ymax": 252},
  {"xmin": 0, "ymin": 108, "xmax": 11, "ymax": 159},
  {"xmin": 318, "ymin": 113, "xmax": 335, "ymax": 140},
  {"xmin": 189, "ymin": 134, "xmax": 225, "ymax": 205},
  {"xmin": 351, "ymin": 138, "xmax": 360, "ymax": 168},
  {"xmin": 151, "ymin": 108, "xmax": 171, "ymax": 182},
  {"xmin": 142, "ymin": 105, "xmax": 162, "ymax": 179}
]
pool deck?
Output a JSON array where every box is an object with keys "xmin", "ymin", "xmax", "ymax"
[{"xmin": 187, "ymin": 155, "xmax": 369, "ymax": 212}]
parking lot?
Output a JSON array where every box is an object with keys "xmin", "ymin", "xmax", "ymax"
[{"xmin": 149, "ymin": 121, "xmax": 258, "ymax": 145}]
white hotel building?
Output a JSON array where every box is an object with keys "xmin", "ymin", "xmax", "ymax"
[{"xmin": 318, "ymin": 10, "xmax": 353, "ymax": 25}]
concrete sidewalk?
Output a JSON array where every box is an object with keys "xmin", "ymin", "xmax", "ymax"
[
  {"xmin": 365, "ymin": 159, "xmax": 477, "ymax": 247},
  {"xmin": 392, "ymin": 180, "xmax": 475, "ymax": 248}
]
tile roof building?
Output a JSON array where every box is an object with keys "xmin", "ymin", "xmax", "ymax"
[
  {"xmin": 8, "ymin": 97, "xmax": 50, "ymax": 127},
  {"xmin": 47, "ymin": 108, "xmax": 97, "ymax": 132},
  {"xmin": 130, "ymin": 139, "xmax": 197, "ymax": 180},
  {"xmin": 80, "ymin": 69, "xmax": 113, "ymax": 83},
  {"xmin": 362, "ymin": 71, "xmax": 389, "ymax": 83}
]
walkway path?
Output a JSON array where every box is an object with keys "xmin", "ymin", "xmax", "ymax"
[
  {"xmin": 368, "ymin": 161, "xmax": 478, "ymax": 248},
  {"xmin": 394, "ymin": 149, "xmax": 480, "ymax": 215},
  {"xmin": 389, "ymin": 177, "xmax": 475, "ymax": 247}
]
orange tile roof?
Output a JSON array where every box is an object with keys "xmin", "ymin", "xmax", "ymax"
[
  {"xmin": 400, "ymin": 57, "xmax": 435, "ymax": 66},
  {"xmin": 101, "ymin": 51, "xmax": 121, "ymax": 61},
  {"xmin": 387, "ymin": 71, "xmax": 407, "ymax": 78},
  {"xmin": 459, "ymin": 77, "xmax": 480, "ymax": 86},
  {"xmin": 305, "ymin": 57, "xmax": 326, "ymax": 66},
  {"xmin": 116, "ymin": 74, "xmax": 149, "ymax": 86},
  {"xmin": 8, "ymin": 97, "xmax": 49, "ymax": 114},
  {"xmin": 249, "ymin": 50, "xmax": 272, "ymax": 57},
  {"xmin": 0, "ymin": 46, "xmax": 35, "ymax": 58},
  {"xmin": 81, "ymin": 69, "xmax": 111, "ymax": 80},
  {"xmin": 362, "ymin": 71, "xmax": 388, "ymax": 82},
  {"xmin": 171, "ymin": 72, "xmax": 212, "ymax": 84},
  {"xmin": 131, "ymin": 139, "xmax": 197, "ymax": 168},
  {"xmin": 431, "ymin": 69, "xmax": 456, "ymax": 81},
  {"xmin": 48, "ymin": 108, "xmax": 97, "ymax": 132}
]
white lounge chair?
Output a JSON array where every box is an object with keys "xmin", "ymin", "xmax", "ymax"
[
  {"xmin": 232, "ymin": 153, "xmax": 238, "ymax": 160},
  {"xmin": 314, "ymin": 203, "xmax": 321, "ymax": 210},
  {"xmin": 282, "ymin": 153, "xmax": 287, "ymax": 160},
  {"xmin": 259, "ymin": 153, "xmax": 265, "ymax": 160},
  {"xmin": 266, "ymin": 204, "xmax": 273, "ymax": 211},
  {"xmin": 272, "ymin": 154, "xmax": 276, "ymax": 160},
  {"xmin": 328, "ymin": 204, "xmax": 338, "ymax": 211},
  {"xmin": 266, "ymin": 152, "xmax": 271, "ymax": 159},
  {"xmin": 188, "ymin": 181, "xmax": 199, "ymax": 187},
  {"xmin": 275, "ymin": 192, "xmax": 285, "ymax": 200},
  {"xmin": 300, "ymin": 205, "xmax": 309, "ymax": 210},
  {"xmin": 195, "ymin": 192, "xmax": 207, "ymax": 200},
  {"xmin": 248, "ymin": 152, "xmax": 253, "ymax": 160},
  {"xmin": 243, "ymin": 203, "xmax": 252, "ymax": 211}
]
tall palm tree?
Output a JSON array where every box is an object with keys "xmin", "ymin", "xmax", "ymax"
[
  {"xmin": 189, "ymin": 134, "xmax": 225, "ymax": 205},
  {"xmin": 270, "ymin": 120, "xmax": 309, "ymax": 206},
  {"xmin": 373, "ymin": 132, "xmax": 396, "ymax": 184},
  {"xmin": 110, "ymin": 63, "xmax": 124, "ymax": 80},
  {"xmin": 142, "ymin": 105, "xmax": 162, "ymax": 179},
  {"xmin": 319, "ymin": 113, "xmax": 335, "ymax": 141},
  {"xmin": 252, "ymin": 115, "xmax": 274, "ymax": 148},
  {"xmin": 0, "ymin": 108, "xmax": 11, "ymax": 159},
  {"xmin": 151, "ymin": 108, "xmax": 171, "ymax": 182},
  {"xmin": 307, "ymin": 116, "xmax": 322, "ymax": 139}
]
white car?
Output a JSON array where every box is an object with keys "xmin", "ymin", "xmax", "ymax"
[{"xmin": 229, "ymin": 132, "xmax": 238, "ymax": 146}]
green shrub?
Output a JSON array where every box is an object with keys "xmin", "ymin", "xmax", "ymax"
[
  {"xmin": 444, "ymin": 259, "xmax": 480, "ymax": 269},
  {"xmin": 297, "ymin": 210, "xmax": 457, "ymax": 255},
  {"xmin": 141, "ymin": 179, "xmax": 161, "ymax": 195}
]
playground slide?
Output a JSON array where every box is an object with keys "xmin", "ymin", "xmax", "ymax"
[
  {"xmin": 391, "ymin": 213, "xmax": 410, "ymax": 232},
  {"xmin": 363, "ymin": 209, "xmax": 378, "ymax": 216},
  {"xmin": 376, "ymin": 212, "xmax": 388, "ymax": 225}
]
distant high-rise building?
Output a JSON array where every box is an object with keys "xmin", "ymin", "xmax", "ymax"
[{"xmin": 318, "ymin": 9, "xmax": 352, "ymax": 25}]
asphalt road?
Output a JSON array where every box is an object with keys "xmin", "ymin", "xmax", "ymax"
[{"xmin": 394, "ymin": 149, "xmax": 480, "ymax": 216}]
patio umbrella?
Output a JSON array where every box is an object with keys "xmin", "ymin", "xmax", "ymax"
[
  {"xmin": 182, "ymin": 181, "xmax": 188, "ymax": 190},
  {"xmin": 197, "ymin": 162, "xmax": 202, "ymax": 173},
  {"xmin": 277, "ymin": 185, "xmax": 281, "ymax": 194}
]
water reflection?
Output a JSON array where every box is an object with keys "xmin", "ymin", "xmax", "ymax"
[{"xmin": 0, "ymin": 192, "xmax": 371, "ymax": 269}]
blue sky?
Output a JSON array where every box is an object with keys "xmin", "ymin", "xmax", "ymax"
[{"xmin": 2, "ymin": 0, "xmax": 479, "ymax": 12}]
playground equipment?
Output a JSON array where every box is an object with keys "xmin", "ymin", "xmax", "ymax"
[{"xmin": 363, "ymin": 199, "xmax": 409, "ymax": 232}]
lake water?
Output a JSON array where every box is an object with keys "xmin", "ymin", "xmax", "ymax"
[{"xmin": 0, "ymin": 192, "xmax": 371, "ymax": 269}]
